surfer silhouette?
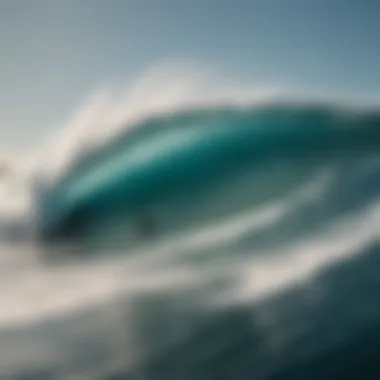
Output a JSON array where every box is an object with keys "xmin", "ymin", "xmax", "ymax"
[{"xmin": 136, "ymin": 211, "xmax": 156, "ymax": 238}]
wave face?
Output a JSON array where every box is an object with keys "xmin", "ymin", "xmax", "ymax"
[
  {"xmin": 39, "ymin": 104, "xmax": 380, "ymax": 244},
  {"xmin": 2, "ymin": 100, "xmax": 380, "ymax": 379}
]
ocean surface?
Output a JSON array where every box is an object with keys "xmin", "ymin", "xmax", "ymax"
[{"xmin": 1, "ymin": 102, "xmax": 380, "ymax": 379}]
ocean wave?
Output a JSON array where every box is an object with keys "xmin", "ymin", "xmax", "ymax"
[
  {"xmin": 1, "ymin": 63, "xmax": 380, "ymax": 379},
  {"xmin": 37, "ymin": 102, "xmax": 380, "ymax": 244}
]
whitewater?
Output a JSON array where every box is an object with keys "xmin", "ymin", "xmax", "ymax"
[{"xmin": 1, "ymin": 62, "xmax": 380, "ymax": 379}]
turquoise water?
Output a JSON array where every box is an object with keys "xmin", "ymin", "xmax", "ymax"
[{"xmin": 40, "ymin": 105, "xmax": 380, "ymax": 242}]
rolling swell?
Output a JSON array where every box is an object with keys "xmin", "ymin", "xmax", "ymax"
[{"xmin": 38, "ymin": 104, "xmax": 380, "ymax": 245}]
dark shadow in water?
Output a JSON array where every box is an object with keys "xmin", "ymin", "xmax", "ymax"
[{"xmin": 105, "ymin": 242, "xmax": 380, "ymax": 380}]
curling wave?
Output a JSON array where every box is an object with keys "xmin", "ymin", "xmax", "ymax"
[{"xmin": 37, "ymin": 104, "xmax": 380, "ymax": 250}]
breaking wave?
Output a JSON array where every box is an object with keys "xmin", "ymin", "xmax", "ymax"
[{"xmin": 1, "ymin": 62, "xmax": 380, "ymax": 379}]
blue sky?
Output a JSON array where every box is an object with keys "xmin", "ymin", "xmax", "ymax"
[{"xmin": 1, "ymin": 0, "xmax": 379, "ymax": 152}]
